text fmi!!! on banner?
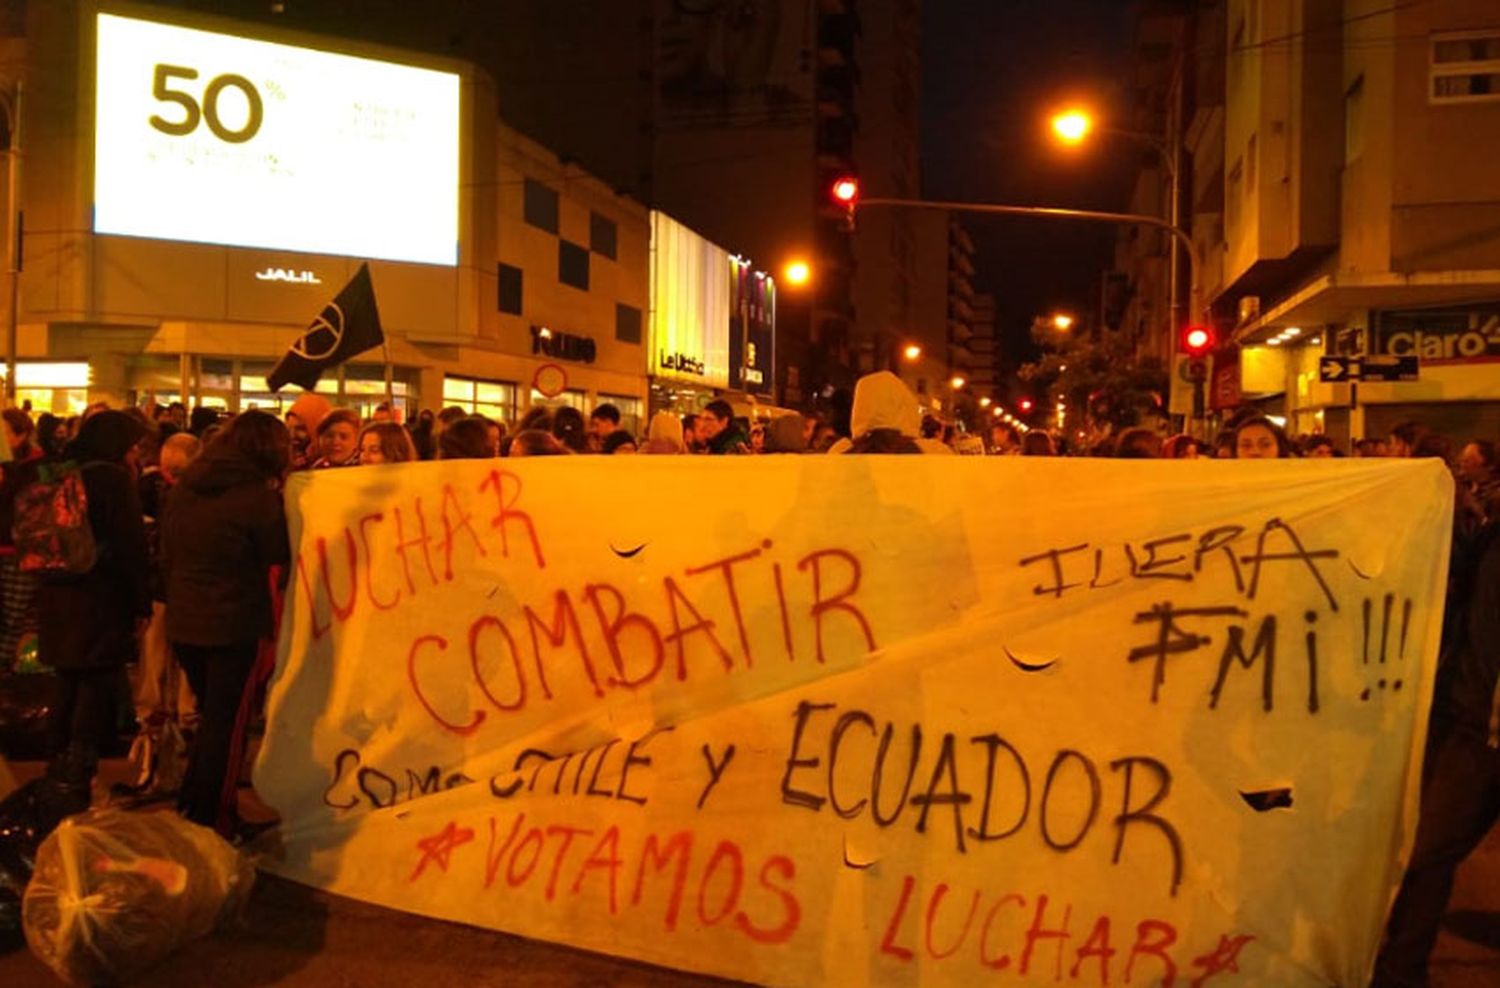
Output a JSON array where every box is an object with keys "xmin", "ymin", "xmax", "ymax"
[{"xmin": 255, "ymin": 456, "xmax": 1453, "ymax": 986}]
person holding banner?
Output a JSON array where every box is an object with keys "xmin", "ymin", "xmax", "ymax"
[
  {"xmin": 1374, "ymin": 525, "xmax": 1500, "ymax": 987},
  {"xmin": 161, "ymin": 410, "xmax": 291, "ymax": 828}
]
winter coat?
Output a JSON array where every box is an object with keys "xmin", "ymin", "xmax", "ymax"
[
  {"xmin": 1445, "ymin": 524, "xmax": 1500, "ymax": 744},
  {"xmin": 35, "ymin": 413, "xmax": 151, "ymax": 671},
  {"xmin": 0, "ymin": 446, "xmax": 46, "ymax": 550},
  {"xmin": 827, "ymin": 372, "xmax": 954, "ymax": 455},
  {"xmin": 161, "ymin": 446, "xmax": 289, "ymax": 647}
]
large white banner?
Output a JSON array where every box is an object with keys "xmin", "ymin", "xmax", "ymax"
[
  {"xmin": 94, "ymin": 13, "xmax": 460, "ymax": 265},
  {"xmin": 256, "ymin": 457, "xmax": 1452, "ymax": 986}
]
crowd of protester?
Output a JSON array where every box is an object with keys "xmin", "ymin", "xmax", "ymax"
[{"xmin": 0, "ymin": 365, "xmax": 1494, "ymax": 986}]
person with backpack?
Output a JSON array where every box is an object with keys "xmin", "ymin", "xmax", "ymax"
[
  {"xmin": 0, "ymin": 408, "xmax": 45, "ymax": 672},
  {"xmin": 28, "ymin": 410, "xmax": 151, "ymax": 824},
  {"xmin": 160, "ymin": 410, "xmax": 291, "ymax": 830}
]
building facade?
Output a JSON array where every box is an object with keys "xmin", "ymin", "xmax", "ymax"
[
  {"xmin": 1208, "ymin": 0, "xmax": 1500, "ymax": 445},
  {"xmin": 902, "ymin": 210, "xmax": 977, "ymax": 417},
  {"xmin": 3, "ymin": 1, "xmax": 656, "ymax": 426},
  {"xmin": 138, "ymin": 0, "xmax": 919, "ymax": 413}
]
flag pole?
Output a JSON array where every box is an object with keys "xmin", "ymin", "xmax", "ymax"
[{"xmin": 382, "ymin": 339, "xmax": 394, "ymax": 410}]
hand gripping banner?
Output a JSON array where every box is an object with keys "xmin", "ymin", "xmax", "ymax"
[{"xmin": 255, "ymin": 456, "xmax": 1453, "ymax": 986}]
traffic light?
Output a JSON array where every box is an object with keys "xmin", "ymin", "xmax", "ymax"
[
  {"xmin": 830, "ymin": 175, "xmax": 859, "ymax": 230},
  {"xmin": 1180, "ymin": 324, "xmax": 1216, "ymax": 358},
  {"xmin": 1017, "ymin": 396, "xmax": 1035, "ymax": 414}
]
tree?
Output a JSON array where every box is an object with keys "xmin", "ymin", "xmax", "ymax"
[{"xmin": 1017, "ymin": 324, "xmax": 1169, "ymax": 443}]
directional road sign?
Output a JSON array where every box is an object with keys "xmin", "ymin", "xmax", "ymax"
[
  {"xmin": 1317, "ymin": 354, "xmax": 1420, "ymax": 383},
  {"xmin": 1319, "ymin": 356, "xmax": 1353, "ymax": 383},
  {"xmin": 1359, "ymin": 354, "xmax": 1421, "ymax": 382}
]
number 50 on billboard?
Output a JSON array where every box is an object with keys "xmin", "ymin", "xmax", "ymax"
[{"xmin": 94, "ymin": 13, "xmax": 461, "ymax": 266}]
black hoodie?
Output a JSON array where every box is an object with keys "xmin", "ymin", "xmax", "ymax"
[
  {"xmin": 161, "ymin": 445, "xmax": 290, "ymax": 646},
  {"xmin": 34, "ymin": 411, "xmax": 152, "ymax": 670}
]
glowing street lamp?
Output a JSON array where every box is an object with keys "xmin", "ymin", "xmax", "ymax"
[
  {"xmin": 950, "ymin": 375, "xmax": 966, "ymax": 390},
  {"xmin": 1050, "ymin": 109, "xmax": 1094, "ymax": 145},
  {"xmin": 1051, "ymin": 313, "xmax": 1075, "ymax": 331},
  {"xmin": 784, "ymin": 259, "xmax": 811, "ymax": 286},
  {"xmin": 979, "ymin": 396, "xmax": 992, "ymax": 408},
  {"xmin": 902, "ymin": 343, "xmax": 922, "ymax": 361}
]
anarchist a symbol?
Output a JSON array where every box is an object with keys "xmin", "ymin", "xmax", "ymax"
[{"xmin": 291, "ymin": 303, "xmax": 346, "ymax": 361}]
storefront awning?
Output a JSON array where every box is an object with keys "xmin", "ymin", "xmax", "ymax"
[{"xmin": 1234, "ymin": 270, "xmax": 1500, "ymax": 344}]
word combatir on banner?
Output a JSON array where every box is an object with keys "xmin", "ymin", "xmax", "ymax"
[{"xmin": 255, "ymin": 456, "xmax": 1452, "ymax": 987}]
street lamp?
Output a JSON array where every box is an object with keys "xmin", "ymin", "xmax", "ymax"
[
  {"xmin": 902, "ymin": 343, "xmax": 922, "ymax": 361},
  {"xmin": 783, "ymin": 259, "xmax": 811, "ymax": 287},
  {"xmin": 1050, "ymin": 109, "xmax": 1093, "ymax": 145},
  {"xmin": 1051, "ymin": 313, "xmax": 1074, "ymax": 331},
  {"xmin": 1047, "ymin": 106, "xmax": 1186, "ymax": 344},
  {"xmin": 1, "ymin": 82, "xmax": 20, "ymax": 407},
  {"xmin": 979, "ymin": 396, "xmax": 992, "ymax": 408},
  {"xmin": 950, "ymin": 375, "xmax": 966, "ymax": 390}
]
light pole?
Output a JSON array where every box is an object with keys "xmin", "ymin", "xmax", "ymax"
[
  {"xmin": 2, "ymin": 82, "xmax": 20, "ymax": 407},
  {"xmin": 858, "ymin": 195, "xmax": 1197, "ymax": 329},
  {"xmin": 1049, "ymin": 109, "xmax": 1186, "ymax": 344}
]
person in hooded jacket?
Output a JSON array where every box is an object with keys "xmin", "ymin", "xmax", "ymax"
[
  {"xmin": 161, "ymin": 410, "xmax": 291, "ymax": 827},
  {"xmin": 827, "ymin": 371, "xmax": 953, "ymax": 455},
  {"xmin": 34, "ymin": 410, "xmax": 152, "ymax": 815}
]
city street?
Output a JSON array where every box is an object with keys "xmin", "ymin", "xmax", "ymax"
[
  {"xmin": 1, "ymin": 759, "xmax": 1498, "ymax": 987},
  {"xmin": 0, "ymin": 0, "xmax": 1499, "ymax": 986}
]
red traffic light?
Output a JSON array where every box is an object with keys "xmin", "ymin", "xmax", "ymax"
[
  {"xmin": 1180, "ymin": 325, "xmax": 1216, "ymax": 357},
  {"xmin": 831, "ymin": 176, "xmax": 860, "ymax": 205}
]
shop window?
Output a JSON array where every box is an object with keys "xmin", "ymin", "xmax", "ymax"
[
  {"xmin": 498, "ymin": 263, "xmax": 523, "ymax": 314},
  {"xmin": 590, "ymin": 212, "xmax": 617, "ymax": 259},
  {"xmin": 1432, "ymin": 32, "xmax": 1500, "ymax": 103},
  {"xmin": 527, "ymin": 387, "xmax": 587, "ymax": 412},
  {"xmin": 524, "ymin": 179, "xmax": 559, "ymax": 232},
  {"xmin": 238, "ymin": 361, "xmax": 410, "ymax": 418},
  {"xmin": 559, "ymin": 240, "xmax": 589, "ymax": 290},
  {"xmin": 616, "ymin": 303, "xmax": 642, "ymax": 344},
  {"xmin": 443, "ymin": 375, "xmax": 518, "ymax": 426},
  {"xmin": 0, "ymin": 362, "xmax": 91, "ymax": 416}
]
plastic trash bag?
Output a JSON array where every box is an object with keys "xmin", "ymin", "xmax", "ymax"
[{"xmin": 21, "ymin": 808, "xmax": 254, "ymax": 984}]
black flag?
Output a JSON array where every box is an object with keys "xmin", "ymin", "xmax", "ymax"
[{"xmin": 267, "ymin": 263, "xmax": 385, "ymax": 392}]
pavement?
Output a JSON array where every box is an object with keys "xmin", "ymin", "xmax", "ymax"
[{"xmin": 0, "ymin": 758, "xmax": 1496, "ymax": 987}]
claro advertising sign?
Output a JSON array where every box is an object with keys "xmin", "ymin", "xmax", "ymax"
[
  {"xmin": 648, "ymin": 211, "xmax": 731, "ymax": 388},
  {"xmin": 1372, "ymin": 303, "xmax": 1500, "ymax": 364},
  {"xmin": 93, "ymin": 12, "xmax": 461, "ymax": 266}
]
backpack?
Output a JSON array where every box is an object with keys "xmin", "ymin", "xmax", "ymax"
[{"xmin": 12, "ymin": 462, "xmax": 97, "ymax": 575}]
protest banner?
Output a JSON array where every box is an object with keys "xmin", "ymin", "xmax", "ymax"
[{"xmin": 255, "ymin": 456, "xmax": 1453, "ymax": 986}]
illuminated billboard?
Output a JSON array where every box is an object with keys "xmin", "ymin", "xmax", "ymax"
[
  {"xmin": 649, "ymin": 212, "xmax": 730, "ymax": 388},
  {"xmin": 94, "ymin": 13, "xmax": 460, "ymax": 265}
]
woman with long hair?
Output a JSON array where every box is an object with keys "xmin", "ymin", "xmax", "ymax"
[
  {"xmin": 438, "ymin": 417, "xmax": 497, "ymax": 460},
  {"xmin": 1233, "ymin": 416, "xmax": 1292, "ymax": 459},
  {"xmin": 161, "ymin": 410, "xmax": 291, "ymax": 829},
  {"xmin": 357, "ymin": 421, "xmax": 418, "ymax": 465}
]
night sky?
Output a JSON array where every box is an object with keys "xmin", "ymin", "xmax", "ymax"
[{"xmin": 922, "ymin": 0, "xmax": 1140, "ymax": 384}]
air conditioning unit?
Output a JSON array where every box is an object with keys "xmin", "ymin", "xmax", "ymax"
[{"xmin": 1238, "ymin": 296, "xmax": 1261, "ymax": 324}]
